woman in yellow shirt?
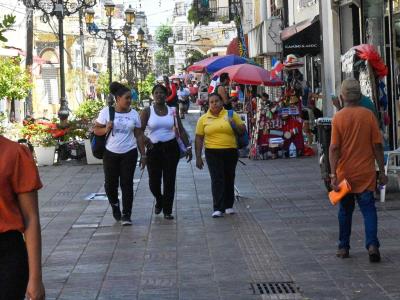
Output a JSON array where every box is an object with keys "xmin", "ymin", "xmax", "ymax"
[{"xmin": 195, "ymin": 93, "xmax": 246, "ymax": 217}]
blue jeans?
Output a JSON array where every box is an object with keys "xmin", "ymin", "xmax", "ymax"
[{"xmin": 338, "ymin": 191, "xmax": 380, "ymax": 250}]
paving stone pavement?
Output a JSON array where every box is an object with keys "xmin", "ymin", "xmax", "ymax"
[{"xmin": 37, "ymin": 110, "xmax": 400, "ymax": 300}]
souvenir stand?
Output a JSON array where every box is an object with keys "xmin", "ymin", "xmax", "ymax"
[
  {"xmin": 212, "ymin": 64, "xmax": 284, "ymax": 158},
  {"xmin": 249, "ymin": 56, "xmax": 305, "ymax": 160},
  {"xmin": 341, "ymin": 44, "xmax": 389, "ymax": 131}
]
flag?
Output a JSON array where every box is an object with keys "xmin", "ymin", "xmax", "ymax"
[
  {"xmin": 208, "ymin": 75, "xmax": 220, "ymax": 94},
  {"xmin": 271, "ymin": 57, "xmax": 284, "ymax": 78}
]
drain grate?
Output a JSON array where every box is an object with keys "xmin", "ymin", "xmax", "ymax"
[{"xmin": 250, "ymin": 282, "xmax": 299, "ymax": 295}]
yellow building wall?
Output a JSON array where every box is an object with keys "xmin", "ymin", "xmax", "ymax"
[
  {"xmin": 253, "ymin": 0, "xmax": 261, "ymax": 26},
  {"xmin": 31, "ymin": 33, "xmax": 87, "ymax": 119}
]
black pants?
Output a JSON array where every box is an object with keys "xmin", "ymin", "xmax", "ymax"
[
  {"xmin": 205, "ymin": 148, "xmax": 238, "ymax": 212},
  {"xmin": 0, "ymin": 231, "xmax": 29, "ymax": 300},
  {"xmin": 103, "ymin": 148, "xmax": 138, "ymax": 217},
  {"xmin": 146, "ymin": 139, "xmax": 180, "ymax": 215}
]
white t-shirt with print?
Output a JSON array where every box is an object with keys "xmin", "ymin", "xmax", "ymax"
[{"xmin": 96, "ymin": 107, "xmax": 141, "ymax": 154}]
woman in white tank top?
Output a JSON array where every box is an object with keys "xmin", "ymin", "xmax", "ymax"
[{"xmin": 140, "ymin": 84, "xmax": 192, "ymax": 220}]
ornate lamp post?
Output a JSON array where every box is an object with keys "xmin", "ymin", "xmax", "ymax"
[
  {"xmin": 116, "ymin": 27, "xmax": 149, "ymax": 85},
  {"xmin": 22, "ymin": 0, "xmax": 96, "ymax": 122},
  {"xmin": 85, "ymin": 2, "xmax": 135, "ymax": 85}
]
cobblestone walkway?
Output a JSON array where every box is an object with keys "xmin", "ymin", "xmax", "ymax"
[{"xmin": 38, "ymin": 111, "xmax": 400, "ymax": 300}]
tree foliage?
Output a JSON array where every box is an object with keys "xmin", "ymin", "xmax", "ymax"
[
  {"xmin": 0, "ymin": 57, "xmax": 32, "ymax": 101},
  {"xmin": 187, "ymin": 4, "xmax": 210, "ymax": 26},
  {"xmin": 138, "ymin": 73, "xmax": 156, "ymax": 99},
  {"xmin": 154, "ymin": 49, "xmax": 172, "ymax": 76},
  {"xmin": 96, "ymin": 71, "xmax": 110, "ymax": 96},
  {"xmin": 185, "ymin": 49, "xmax": 207, "ymax": 66},
  {"xmin": 0, "ymin": 15, "xmax": 16, "ymax": 42},
  {"xmin": 154, "ymin": 24, "xmax": 174, "ymax": 75},
  {"xmin": 155, "ymin": 24, "xmax": 173, "ymax": 48}
]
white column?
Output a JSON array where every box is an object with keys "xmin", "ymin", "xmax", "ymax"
[
  {"xmin": 320, "ymin": 1, "xmax": 341, "ymax": 117},
  {"xmin": 266, "ymin": 0, "xmax": 271, "ymax": 18},
  {"xmin": 260, "ymin": 0, "xmax": 267, "ymax": 21}
]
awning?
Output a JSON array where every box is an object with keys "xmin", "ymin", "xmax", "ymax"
[{"xmin": 281, "ymin": 17, "xmax": 321, "ymax": 57}]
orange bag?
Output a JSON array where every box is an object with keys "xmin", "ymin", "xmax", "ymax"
[{"xmin": 328, "ymin": 179, "xmax": 352, "ymax": 205}]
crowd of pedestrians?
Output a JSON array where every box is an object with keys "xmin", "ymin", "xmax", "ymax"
[{"xmin": 0, "ymin": 76, "xmax": 388, "ymax": 299}]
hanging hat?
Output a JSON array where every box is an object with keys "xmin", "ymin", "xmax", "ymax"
[{"xmin": 284, "ymin": 54, "xmax": 304, "ymax": 69}]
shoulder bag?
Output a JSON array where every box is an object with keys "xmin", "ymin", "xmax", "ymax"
[{"xmin": 90, "ymin": 106, "xmax": 115, "ymax": 159}]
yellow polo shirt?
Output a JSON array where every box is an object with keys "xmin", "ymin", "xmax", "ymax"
[{"xmin": 195, "ymin": 109, "xmax": 244, "ymax": 149}]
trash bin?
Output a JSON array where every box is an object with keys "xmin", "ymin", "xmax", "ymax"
[
  {"xmin": 316, "ymin": 117, "xmax": 332, "ymax": 155},
  {"xmin": 316, "ymin": 117, "xmax": 332, "ymax": 191}
]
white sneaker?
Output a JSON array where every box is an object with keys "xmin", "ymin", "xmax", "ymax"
[
  {"xmin": 225, "ymin": 208, "xmax": 236, "ymax": 215},
  {"xmin": 212, "ymin": 211, "xmax": 223, "ymax": 218}
]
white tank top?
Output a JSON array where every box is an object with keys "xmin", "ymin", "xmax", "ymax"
[{"xmin": 147, "ymin": 105, "xmax": 176, "ymax": 143}]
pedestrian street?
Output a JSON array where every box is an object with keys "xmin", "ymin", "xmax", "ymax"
[{"xmin": 37, "ymin": 111, "xmax": 400, "ymax": 300}]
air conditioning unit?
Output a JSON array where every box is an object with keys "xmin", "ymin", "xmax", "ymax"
[{"xmin": 275, "ymin": 0, "xmax": 283, "ymax": 9}]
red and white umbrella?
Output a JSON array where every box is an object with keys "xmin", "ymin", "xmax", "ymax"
[{"xmin": 213, "ymin": 64, "xmax": 284, "ymax": 86}]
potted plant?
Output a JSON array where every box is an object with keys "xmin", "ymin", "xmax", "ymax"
[
  {"xmin": 74, "ymin": 98, "xmax": 105, "ymax": 164},
  {"xmin": 21, "ymin": 123, "xmax": 57, "ymax": 166}
]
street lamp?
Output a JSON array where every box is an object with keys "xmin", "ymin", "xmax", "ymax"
[
  {"xmin": 22, "ymin": 0, "xmax": 96, "ymax": 122},
  {"xmin": 137, "ymin": 27, "xmax": 145, "ymax": 42},
  {"xmin": 85, "ymin": 3, "xmax": 136, "ymax": 86}
]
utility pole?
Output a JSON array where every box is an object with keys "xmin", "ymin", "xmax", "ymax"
[{"xmin": 25, "ymin": 6, "xmax": 34, "ymax": 117}]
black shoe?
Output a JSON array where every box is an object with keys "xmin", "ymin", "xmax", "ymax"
[
  {"xmin": 336, "ymin": 248, "xmax": 349, "ymax": 259},
  {"xmin": 155, "ymin": 206, "xmax": 162, "ymax": 215},
  {"xmin": 121, "ymin": 215, "xmax": 132, "ymax": 226},
  {"xmin": 164, "ymin": 214, "xmax": 174, "ymax": 220},
  {"xmin": 111, "ymin": 204, "xmax": 121, "ymax": 221},
  {"xmin": 368, "ymin": 245, "xmax": 381, "ymax": 263}
]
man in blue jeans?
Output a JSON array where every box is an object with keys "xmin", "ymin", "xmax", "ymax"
[{"xmin": 329, "ymin": 79, "xmax": 388, "ymax": 262}]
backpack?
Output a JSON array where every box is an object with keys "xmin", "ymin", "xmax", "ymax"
[
  {"xmin": 90, "ymin": 106, "xmax": 115, "ymax": 159},
  {"xmin": 227, "ymin": 110, "xmax": 249, "ymax": 149}
]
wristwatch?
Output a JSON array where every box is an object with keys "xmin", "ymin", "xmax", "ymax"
[{"xmin": 329, "ymin": 173, "xmax": 337, "ymax": 179}]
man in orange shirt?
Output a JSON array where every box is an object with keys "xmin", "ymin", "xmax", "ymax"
[
  {"xmin": 0, "ymin": 135, "xmax": 45, "ymax": 299},
  {"xmin": 329, "ymin": 79, "xmax": 387, "ymax": 262}
]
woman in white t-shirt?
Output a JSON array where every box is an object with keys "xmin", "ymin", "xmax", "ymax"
[
  {"xmin": 94, "ymin": 82, "xmax": 146, "ymax": 226},
  {"xmin": 140, "ymin": 84, "xmax": 192, "ymax": 220}
]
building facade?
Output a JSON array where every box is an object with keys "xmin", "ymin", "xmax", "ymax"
[{"xmin": 321, "ymin": 0, "xmax": 400, "ymax": 149}]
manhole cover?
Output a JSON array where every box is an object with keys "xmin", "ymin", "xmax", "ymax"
[
  {"xmin": 84, "ymin": 193, "xmax": 108, "ymax": 201},
  {"xmin": 250, "ymin": 282, "xmax": 300, "ymax": 295}
]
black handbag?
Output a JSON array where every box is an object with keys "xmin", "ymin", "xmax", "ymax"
[{"xmin": 90, "ymin": 106, "xmax": 115, "ymax": 159}]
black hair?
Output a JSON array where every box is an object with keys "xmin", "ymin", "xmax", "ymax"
[
  {"xmin": 220, "ymin": 73, "xmax": 229, "ymax": 82},
  {"xmin": 262, "ymin": 93, "xmax": 269, "ymax": 99},
  {"xmin": 110, "ymin": 81, "xmax": 130, "ymax": 98},
  {"xmin": 152, "ymin": 84, "xmax": 168, "ymax": 95},
  {"xmin": 208, "ymin": 92, "xmax": 222, "ymax": 101}
]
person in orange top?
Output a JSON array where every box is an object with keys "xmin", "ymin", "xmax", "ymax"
[
  {"xmin": 0, "ymin": 135, "xmax": 45, "ymax": 300},
  {"xmin": 329, "ymin": 79, "xmax": 387, "ymax": 263}
]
